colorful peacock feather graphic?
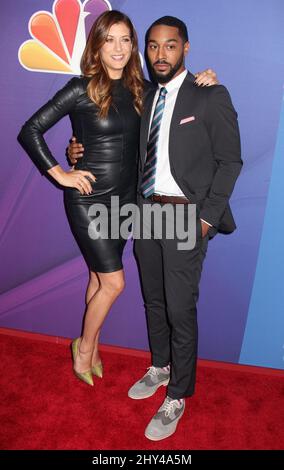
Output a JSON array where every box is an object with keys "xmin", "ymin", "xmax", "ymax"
[{"xmin": 18, "ymin": 0, "xmax": 112, "ymax": 75}]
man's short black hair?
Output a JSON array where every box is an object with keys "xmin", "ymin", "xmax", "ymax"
[{"xmin": 145, "ymin": 16, "xmax": 189, "ymax": 44}]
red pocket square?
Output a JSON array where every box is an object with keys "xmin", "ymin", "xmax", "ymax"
[{"xmin": 180, "ymin": 116, "xmax": 195, "ymax": 125}]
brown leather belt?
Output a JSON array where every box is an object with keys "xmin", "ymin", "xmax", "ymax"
[{"xmin": 147, "ymin": 194, "xmax": 191, "ymax": 204}]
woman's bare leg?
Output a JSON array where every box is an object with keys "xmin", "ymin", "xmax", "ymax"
[
  {"xmin": 85, "ymin": 270, "xmax": 101, "ymax": 366},
  {"xmin": 91, "ymin": 330, "xmax": 101, "ymax": 366},
  {"xmin": 74, "ymin": 269, "xmax": 125, "ymax": 374},
  {"xmin": 85, "ymin": 270, "xmax": 100, "ymax": 304}
]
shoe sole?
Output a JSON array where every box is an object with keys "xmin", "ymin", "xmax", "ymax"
[
  {"xmin": 128, "ymin": 378, "xmax": 169, "ymax": 400},
  {"xmin": 144, "ymin": 406, "xmax": 185, "ymax": 441}
]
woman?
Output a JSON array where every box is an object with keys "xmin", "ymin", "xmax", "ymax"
[{"xmin": 18, "ymin": 10, "xmax": 218, "ymax": 386}]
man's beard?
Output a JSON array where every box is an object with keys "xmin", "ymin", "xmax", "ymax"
[{"xmin": 149, "ymin": 53, "xmax": 184, "ymax": 84}]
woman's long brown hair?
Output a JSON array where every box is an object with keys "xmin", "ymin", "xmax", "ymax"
[{"xmin": 81, "ymin": 10, "xmax": 144, "ymax": 118}]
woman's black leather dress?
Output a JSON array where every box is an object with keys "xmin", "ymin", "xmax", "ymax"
[{"xmin": 18, "ymin": 77, "xmax": 140, "ymax": 272}]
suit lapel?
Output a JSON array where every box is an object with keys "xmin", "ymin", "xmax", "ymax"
[{"xmin": 169, "ymin": 72, "xmax": 196, "ymax": 141}]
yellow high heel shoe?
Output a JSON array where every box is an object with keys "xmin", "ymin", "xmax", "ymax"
[
  {"xmin": 91, "ymin": 362, "xmax": 103, "ymax": 378},
  {"xmin": 71, "ymin": 338, "xmax": 94, "ymax": 386}
]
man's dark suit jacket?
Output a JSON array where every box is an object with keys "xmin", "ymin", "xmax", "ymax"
[{"xmin": 140, "ymin": 72, "xmax": 243, "ymax": 237}]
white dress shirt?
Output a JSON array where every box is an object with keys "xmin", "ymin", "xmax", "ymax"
[{"xmin": 149, "ymin": 69, "xmax": 188, "ymax": 196}]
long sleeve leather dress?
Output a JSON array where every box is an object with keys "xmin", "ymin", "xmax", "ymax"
[{"xmin": 18, "ymin": 76, "xmax": 140, "ymax": 273}]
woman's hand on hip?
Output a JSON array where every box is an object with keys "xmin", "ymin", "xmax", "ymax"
[{"xmin": 48, "ymin": 165, "xmax": 96, "ymax": 195}]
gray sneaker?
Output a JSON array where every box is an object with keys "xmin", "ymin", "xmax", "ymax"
[
  {"xmin": 145, "ymin": 396, "xmax": 185, "ymax": 441},
  {"xmin": 128, "ymin": 366, "xmax": 170, "ymax": 400}
]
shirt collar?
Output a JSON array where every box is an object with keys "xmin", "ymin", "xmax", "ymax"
[{"xmin": 158, "ymin": 69, "xmax": 188, "ymax": 94}]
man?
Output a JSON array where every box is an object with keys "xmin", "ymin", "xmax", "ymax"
[
  {"xmin": 129, "ymin": 15, "xmax": 242, "ymax": 441},
  {"xmin": 69, "ymin": 17, "xmax": 242, "ymax": 441}
]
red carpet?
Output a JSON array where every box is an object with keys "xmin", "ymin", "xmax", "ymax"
[{"xmin": 0, "ymin": 331, "xmax": 284, "ymax": 450}]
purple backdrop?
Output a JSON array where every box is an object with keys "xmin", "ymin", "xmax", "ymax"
[{"xmin": 1, "ymin": 0, "xmax": 284, "ymax": 368}]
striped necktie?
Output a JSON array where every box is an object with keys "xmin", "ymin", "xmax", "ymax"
[{"xmin": 140, "ymin": 87, "xmax": 168, "ymax": 198}]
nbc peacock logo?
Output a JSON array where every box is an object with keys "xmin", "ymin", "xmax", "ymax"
[{"xmin": 18, "ymin": 0, "xmax": 112, "ymax": 75}]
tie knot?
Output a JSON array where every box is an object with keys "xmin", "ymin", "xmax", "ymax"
[{"xmin": 159, "ymin": 87, "xmax": 167, "ymax": 98}]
